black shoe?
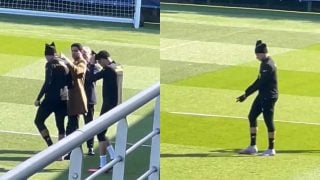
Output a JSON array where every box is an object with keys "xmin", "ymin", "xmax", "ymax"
[{"xmin": 88, "ymin": 148, "xmax": 95, "ymax": 156}]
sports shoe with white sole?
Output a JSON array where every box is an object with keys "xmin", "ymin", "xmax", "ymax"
[
  {"xmin": 238, "ymin": 145, "xmax": 258, "ymax": 155},
  {"xmin": 259, "ymin": 149, "xmax": 276, "ymax": 156}
]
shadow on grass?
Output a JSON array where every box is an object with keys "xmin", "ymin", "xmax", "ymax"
[
  {"xmin": 161, "ymin": 149, "xmax": 320, "ymax": 158},
  {"xmin": 39, "ymin": 169, "xmax": 66, "ymax": 173},
  {"xmin": 0, "ymin": 167, "xmax": 65, "ymax": 173},
  {"xmin": 0, "ymin": 168, "xmax": 8, "ymax": 173},
  {"xmin": 0, "ymin": 156, "xmax": 30, "ymax": 162},
  {"xmin": 0, "ymin": 150, "xmax": 38, "ymax": 154},
  {"xmin": 0, "ymin": 150, "xmax": 39, "ymax": 162},
  {"xmin": 161, "ymin": 149, "xmax": 247, "ymax": 158}
]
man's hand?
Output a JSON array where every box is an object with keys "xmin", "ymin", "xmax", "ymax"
[
  {"xmin": 34, "ymin": 100, "xmax": 41, "ymax": 107},
  {"xmin": 59, "ymin": 53, "xmax": 71, "ymax": 64},
  {"xmin": 236, "ymin": 94, "xmax": 247, "ymax": 102}
]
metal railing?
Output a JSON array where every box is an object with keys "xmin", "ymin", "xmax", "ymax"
[{"xmin": 0, "ymin": 82, "xmax": 160, "ymax": 180}]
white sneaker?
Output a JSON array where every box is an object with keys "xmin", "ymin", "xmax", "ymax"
[
  {"xmin": 259, "ymin": 149, "xmax": 276, "ymax": 156},
  {"xmin": 238, "ymin": 145, "xmax": 258, "ymax": 155}
]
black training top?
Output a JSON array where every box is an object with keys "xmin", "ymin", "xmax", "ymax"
[
  {"xmin": 37, "ymin": 57, "xmax": 69, "ymax": 104},
  {"xmin": 88, "ymin": 62, "xmax": 118, "ymax": 107},
  {"xmin": 245, "ymin": 57, "xmax": 278, "ymax": 99}
]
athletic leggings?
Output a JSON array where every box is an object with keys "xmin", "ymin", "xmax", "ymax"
[
  {"xmin": 248, "ymin": 96, "xmax": 277, "ymax": 132},
  {"xmin": 97, "ymin": 103, "xmax": 116, "ymax": 142},
  {"xmin": 34, "ymin": 101, "xmax": 67, "ymax": 135}
]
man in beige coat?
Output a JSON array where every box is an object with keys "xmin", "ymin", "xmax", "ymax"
[{"xmin": 61, "ymin": 43, "xmax": 88, "ymax": 150}]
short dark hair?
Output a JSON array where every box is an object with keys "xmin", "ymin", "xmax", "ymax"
[
  {"xmin": 95, "ymin": 50, "xmax": 110, "ymax": 60},
  {"xmin": 71, "ymin": 43, "xmax": 83, "ymax": 51}
]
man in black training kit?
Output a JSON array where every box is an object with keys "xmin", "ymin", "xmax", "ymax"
[
  {"xmin": 88, "ymin": 50, "xmax": 118, "ymax": 170},
  {"xmin": 237, "ymin": 40, "xmax": 278, "ymax": 156},
  {"xmin": 34, "ymin": 42, "xmax": 69, "ymax": 149}
]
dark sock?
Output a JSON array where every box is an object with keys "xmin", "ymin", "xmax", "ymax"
[
  {"xmin": 43, "ymin": 135, "xmax": 53, "ymax": 146},
  {"xmin": 268, "ymin": 138, "xmax": 275, "ymax": 149},
  {"xmin": 250, "ymin": 133, "xmax": 256, "ymax": 146}
]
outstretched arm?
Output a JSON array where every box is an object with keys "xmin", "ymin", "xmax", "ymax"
[
  {"xmin": 87, "ymin": 64, "xmax": 105, "ymax": 82},
  {"xmin": 237, "ymin": 64, "xmax": 271, "ymax": 102}
]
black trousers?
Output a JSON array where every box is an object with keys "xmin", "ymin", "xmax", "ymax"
[
  {"xmin": 66, "ymin": 115, "xmax": 79, "ymax": 136},
  {"xmin": 97, "ymin": 102, "xmax": 116, "ymax": 142},
  {"xmin": 34, "ymin": 101, "xmax": 67, "ymax": 135},
  {"xmin": 248, "ymin": 96, "xmax": 277, "ymax": 132},
  {"xmin": 83, "ymin": 104, "xmax": 95, "ymax": 148}
]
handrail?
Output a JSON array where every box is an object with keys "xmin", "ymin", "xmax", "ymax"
[
  {"xmin": 0, "ymin": 82, "xmax": 160, "ymax": 180},
  {"xmin": 86, "ymin": 129, "xmax": 160, "ymax": 179}
]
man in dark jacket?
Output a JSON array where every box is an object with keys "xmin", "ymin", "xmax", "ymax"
[
  {"xmin": 82, "ymin": 46, "xmax": 102, "ymax": 156},
  {"xmin": 34, "ymin": 42, "xmax": 69, "ymax": 148},
  {"xmin": 87, "ymin": 50, "xmax": 121, "ymax": 169},
  {"xmin": 237, "ymin": 40, "xmax": 278, "ymax": 156}
]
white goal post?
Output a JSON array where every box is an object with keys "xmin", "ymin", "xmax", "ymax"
[{"xmin": 0, "ymin": 0, "xmax": 142, "ymax": 28}]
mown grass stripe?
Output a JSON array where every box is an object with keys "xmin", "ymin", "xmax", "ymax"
[
  {"xmin": 173, "ymin": 66, "xmax": 320, "ymax": 97},
  {"xmin": 169, "ymin": 111, "xmax": 320, "ymax": 126},
  {"xmin": 0, "ymin": 130, "xmax": 152, "ymax": 148},
  {"xmin": 3, "ymin": 61, "xmax": 159, "ymax": 90},
  {"xmin": 161, "ymin": 84, "xmax": 320, "ymax": 124},
  {"xmin": 161, "ymin": 38, "xmax": 292, "ymax": 65},
  {"xmin": 161, "ymin": 14, "xmax": 320, "ymax": 34},
  {"xmin": 161, "ymin": 22, "xmax": 320, "ymax": 49},
  {"xmin": 161, "ymin": 60, "xmax": 227, "ymax": 84},
  {"xmin": 241, "ymin": 45, "xmax": 320, "ymax": 73},
  {"xmin": 161, "ymin": 2, "xmax": 320, "ymax": 19}
]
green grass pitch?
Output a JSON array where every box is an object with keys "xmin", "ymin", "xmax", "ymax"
[{"xmin": 161, "ymin": 3, "xmax": 320, "ymax": 180}]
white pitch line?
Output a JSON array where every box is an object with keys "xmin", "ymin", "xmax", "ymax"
[
  {"xmin": 170, "ymin": 111, "xmax": 320, "ymax": 126},
  {"xmin": 0, "ymin": 130, "xmax": 151, "ymax": 148}
]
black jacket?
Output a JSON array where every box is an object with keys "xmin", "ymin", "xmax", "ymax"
[
  {"xmin": 84, "ymin": 64, "xmax": 100, "ymax": 105},
  {"xmin": 245, "ymin": 57, "xmax": 278, "ymax": 99},
  {"xmin": 37, "ymin": 58, "xmax": 69, "ymax": 106},
  {"xmin": 88, "ymin": 62, "xmax": 118, "ymax": 108}
]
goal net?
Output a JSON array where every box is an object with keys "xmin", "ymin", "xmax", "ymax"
[{"xmin": 0, "ymin": 0, "xmax": 142, "ymax": 28}]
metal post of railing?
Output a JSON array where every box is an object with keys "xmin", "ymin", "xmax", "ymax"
[
  {"xmin": 68, "ymin": 147, "xmax": 83, "ymax": 180},
  {"xmin": 149, "ymin": 96, "xmax": 160, "ymax": 180},
  {"xmin": 112, "ymin": 118, "xmax": 129, "ymax": 180}
]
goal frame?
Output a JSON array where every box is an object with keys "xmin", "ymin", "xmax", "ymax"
[{"xmin": 0, "ymin": 0, "xmax": 142, "ymax": 28}]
